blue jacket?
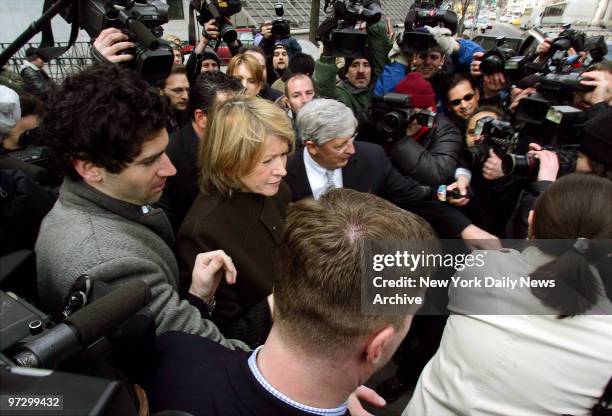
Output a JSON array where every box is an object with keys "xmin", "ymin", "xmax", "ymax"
[{"xmin": 374, "ymin": 39, "xmax": 484, "ymax": 96}]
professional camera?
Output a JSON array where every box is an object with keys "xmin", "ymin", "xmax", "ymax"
[
  {"xmin": 317, "ymin": 0, "xmax": 382, "ymax": 57},
  {"xmin": 65, "ymin": 0, "xmax": 174, "ymax": 82},
  {"xmin": 463, "ymin": 117, "xmax": 518, "ymax": 168},
  {"xmin": 400, "ymin": 0, "xmax": 457, "ymax": 54},
  {"xmin": 191, "ymin": 0, "xmax": 242, "ymax": 43},
  {"xmin": 479, "ymin": 37, "xmax": 532, "ymax": 84},
  {"xmin": 502, "ymin": 144, "xmax": 579, "ymax": 178},
  {"xmin": 271, "ymin": 2, "xmax": 291, "ymax": 39},
  {"xmin": 368, "ymin": 93, "xmax": 436, "ymax": 143},
  {"xmin": 584, "ymin": 35, "xmax": 608, "ymax": 64}
]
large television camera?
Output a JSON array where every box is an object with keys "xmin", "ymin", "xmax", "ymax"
[
  {"xmin": 317, "ymin": 0, "xmax": 382, "ymax": 57},
  {"xmin": 60, "ymin": 0, "xmax": 174, "ymax": 82},
  {"xmin": 368, "ymin": 93, "xmax": 436, "ymax": 144},
  {"xmin": 478, "ymin": 26, "xmax": 606, "ymax": 85},
  {"xmin": 190, "ymin": 0, "xmax": 242, "ymax": 44},
  {"xmin": 400, "ymin": 0, "xmax": 457, "ymax": 54}
]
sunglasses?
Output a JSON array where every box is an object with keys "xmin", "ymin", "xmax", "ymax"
[{"xmin": 449, "ymin": 93, "xmax": 476, "ymax": 107}]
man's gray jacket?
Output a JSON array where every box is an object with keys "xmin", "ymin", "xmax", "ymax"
[{"xmin": 35, "ymin": 178, "xmax": 247, "ymax": 350}]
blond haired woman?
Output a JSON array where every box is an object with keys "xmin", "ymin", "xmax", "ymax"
[{"xmin": 176, "ymin": 96, "xmax": 294, "ymax": 346}]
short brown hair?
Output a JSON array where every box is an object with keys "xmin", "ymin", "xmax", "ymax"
[
  {"xmin": 274, "ymin": 188, "xmax": 436, "ymax": 356},
  {"xmin": 198, "ymin": 95, "xmax": 294, "ymax": 196}
]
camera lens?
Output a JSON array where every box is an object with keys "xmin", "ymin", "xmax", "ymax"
[
  {"xmin": 502, "ymin": 153, "xmax": 538, "ymax": 176},
  {"xmin": 383, "ymin": 112, "xmax": 402, "ymax": 131},
  {"xmin": 480, "ymin": 55, "xmax": 503, "ymax": 75},
  {"xmin": 219, "ymin": 22, "xmax": 237, "ymax": 43}
]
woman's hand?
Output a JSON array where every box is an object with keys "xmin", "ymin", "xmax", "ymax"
[{"xmin": 189, "ymin": 250, "xmax": 237, "ymax": 301}]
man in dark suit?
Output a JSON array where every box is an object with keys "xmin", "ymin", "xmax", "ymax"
[
  {"xmin": 286, "ymin": 98, "xmax": 497, "ymax": 240},
  {"xmin": 157, "ymin": 71, "xmax": 243, "ymax": 232}
]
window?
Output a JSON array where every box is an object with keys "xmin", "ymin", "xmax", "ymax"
[{"xmin": 167, "ymin": 0, "xmax": 184, "ymax": 20}]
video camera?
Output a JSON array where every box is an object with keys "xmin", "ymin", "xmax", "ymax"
[
  {"xmin": 480, "ymin": 37, "xmax": 532, "ymax": 84},
  {"xmin": 368, "ymin": 93, "xmax": 436, "ymax": 143},
  {"xmin": 502, "ymin": 144, "xmax": 579, "ymax": 179},
  {"xmin": 60, "ymin": 0, "xmax": 174, "ymax": 82},
  {"xmin": 191, "ymin": 0, "xmax": 242, "ymax": 44},
  {"xmin": 400, "ymin": 0, "xmax": 457, "ymax": 54},
  {"xmin": 317, "ymin": 0, "xmax": 382, "ymax": 57},
  {"xmin": 271, "ymin": 2, "xmax": 291, "ymax": 39},
  {"xmin": 463, "ymin": 117, "xmax": 518, "ymax": 168}
]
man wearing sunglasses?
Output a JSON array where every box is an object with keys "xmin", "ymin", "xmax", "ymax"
[{"xmin": 445, "ymin": 74, "xmax": 481, "ymax": 134}]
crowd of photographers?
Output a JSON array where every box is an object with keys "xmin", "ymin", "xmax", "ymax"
[{"xmin": 1, "ymin": 0, "xmax": 611, "ymax": 414}]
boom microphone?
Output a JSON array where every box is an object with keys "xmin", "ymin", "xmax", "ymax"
[{"xmin": 13, "ymin": 280, "xmax": 152, "ymax": 368}]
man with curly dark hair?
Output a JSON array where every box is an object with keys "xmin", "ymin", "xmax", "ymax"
[{"xmin": 35, "ymin": 63, "xmax": 247, "ymax": 350}]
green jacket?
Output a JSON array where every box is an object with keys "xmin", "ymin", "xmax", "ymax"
[
  {"xmin": 312, "ymin": 21, "xmax": 392, "ymax": 117},
  {"xmin": 0, "ymin": 68, "xmax": 25, "ymax": 93}
]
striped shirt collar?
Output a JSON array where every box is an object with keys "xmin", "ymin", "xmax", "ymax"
[{"xmin": 247, "ymin": 346, "xmax": 349, "ymax": 416}]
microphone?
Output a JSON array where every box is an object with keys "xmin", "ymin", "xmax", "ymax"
[{"xmin": 13, "ymin": 280, "xmax": 152, "ymax": 368}]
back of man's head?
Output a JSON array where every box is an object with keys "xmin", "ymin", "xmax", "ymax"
[
  {"xmin": 274, "ymin": 188, "xmax": 435, "ymax": 358},
  {"xmin": 288, "ymin": 53, "xmax": 315, "ymax": 77},
  {"xmin": 41, "ymin": 63, "xmax": 170, "ymax": 180},
  {"xmin": 189, "ymin": 71, "xmax": 243, "ymax": 117}
]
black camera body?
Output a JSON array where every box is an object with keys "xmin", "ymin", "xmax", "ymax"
[
  {"xmin": 502, "ymin": 144, "xmax": 579, "ymax": 179},
  {"xmin": 368, "ymin": 93, "xmax": 436, "ymax": 144},
  {"xmin": 463, "ymin": 117, "xmax": 518, "ymax": 168},
  {"xmin": 317, "ymin": 0, "xmax": 381, "ymax": 57},
  {"xmin": 401, "ymin": 0, "xmax": 457, "ymax": 54},
  {"xmin": 191, "ymin": 0, "xmax": 242, "ymax": 43},
  {"xmin": 271, "ymin": 3, "xmax": 291, "ymax": 39},
  {"xmin": 479, "ymin": 37, "xmax": 532, "ymax": 84},
  {"xmin": 370, "ymin": 93, "xmax": 414, "ymax": 142},
  {"xmin": 67, "ymin": 0, "xmax": 173, "ymax": 82}
]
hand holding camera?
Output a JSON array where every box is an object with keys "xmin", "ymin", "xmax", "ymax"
[
  {"xmin": 579, "ymin": 70, "xmax": 612, "ymax": 106},
  {"xmin": 483, "ymin": 149, "xmax": 504, "ymax": 180},
  {"xmin": 92, "ymin": 28, "xmax": 135, "ymax": 63},
  {"xmin": 527, "ymin": 143, "xmax": 560, "ymax": 182},
  {"xmin": 202, "ymin": 19, "xmax": 221, "ymax": 41}
]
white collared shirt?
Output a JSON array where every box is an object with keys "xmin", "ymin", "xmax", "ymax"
[{"xmin": 303, "ymin": 149, "xmax": 343, "ymax": 200}]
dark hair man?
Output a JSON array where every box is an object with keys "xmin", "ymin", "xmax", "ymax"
[
  {"xmin": 158, "ymin": 64, "xmax": 190, "ymax": 133},
  {"xmin": 35, "ymin": 64, "xmax": 246, "ymax": 350},
  {"xmin": 445, "ymin": 73, "xmax": 480, "ymax": 134},
  {"xmin": 19, "ymin": 47, "xmax": 55, "ymax": 99},
  {"xmin": 157, "ymin": 71, "xmax": 244, "ymax": 231},
  {"xmin": 148, "ymin": 188, "xmax": 434, "ymax": 415},
  {"xmin": 312, "ymin": 20, "xmax": 391, "ymax": 133}
]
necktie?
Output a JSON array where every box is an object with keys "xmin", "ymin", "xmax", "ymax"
[{"xmin": 325, "ymin": 170, "xmax": 335, "ymax": 190}]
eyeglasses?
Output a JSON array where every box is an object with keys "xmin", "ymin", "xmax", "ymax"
[
  {"xmin": 331, "ymin": 133, "xmax": 357, "ymax": 153},
  {"xmin": 449, "ymin": 93, "xmax": 476, "ymax": 107}
]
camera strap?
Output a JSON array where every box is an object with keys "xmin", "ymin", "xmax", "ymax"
[{"xmin": 37, "ymin": 0, "xmax": 81, "ymax": 63}]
